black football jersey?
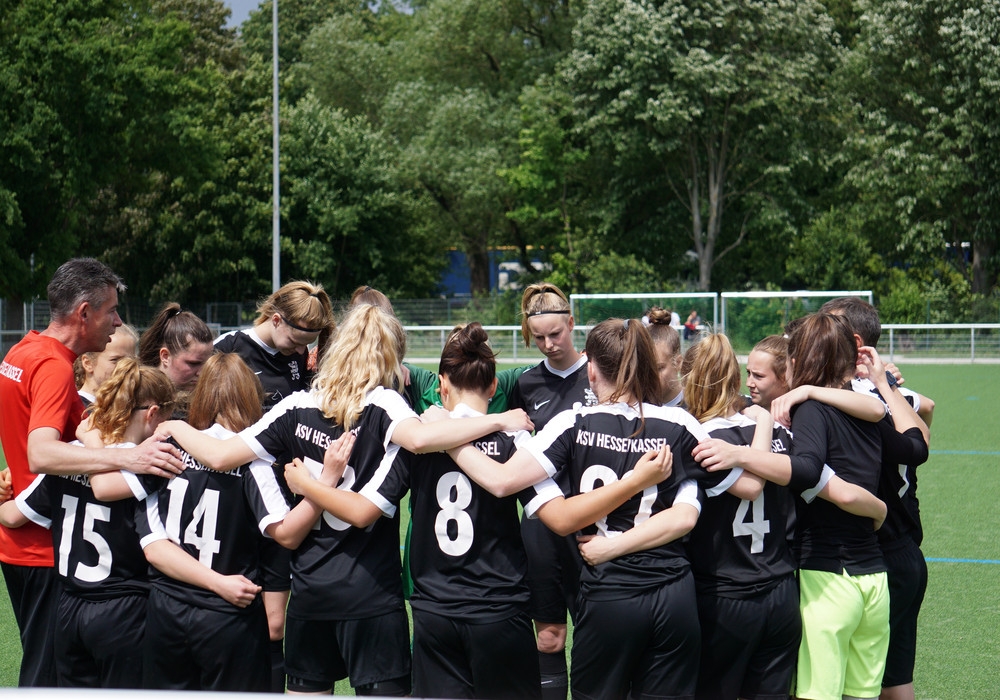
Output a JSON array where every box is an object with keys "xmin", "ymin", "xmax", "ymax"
[
  {"xmin": 685, "ymin": 415, "xmax": 796, "ymax": 596},
  {"xmin": 787, "ymin": 400, "xmax": 885, "ymax": 575},
  {"xmin": 521, "ymin": 403, "xmax": 730, "ymax": 601},
  {"xmin": 238, "ymin": 386, "xmax": 415, "ymax": 620},
  {"xmin": 215, "ymin": 329, "xmax": 311, "ymax": 411},
  {"xmin": 509, "ymin": 355, "xmax": 598, "ymax": 432},
  {"xmin": 135, "ymin": 425, "xmax": 290, "ymax": 613},
  {"xmin": 361, "ymin": 403, "xmax": 532, "ymax": 622},
  {"xmin": 17, "ymin": 446, "xmax": 150, "ymax": 599},
  {"xmin": 851, "ymin": 378, "xmax": 930, "ymax": 546}
]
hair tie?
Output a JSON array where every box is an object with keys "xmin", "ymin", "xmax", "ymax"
[{"xmin": 623, "ymin": 319, "xmax": 630, "ymax": 331}]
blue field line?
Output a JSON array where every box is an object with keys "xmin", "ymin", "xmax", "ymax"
[
  {"xmin": 926, "ymin": 557, "xmax": 1000, "ymax": 565},
  {"xmin": 929, "ymin": 450, "xmax": 1000, "ymax": 456}
]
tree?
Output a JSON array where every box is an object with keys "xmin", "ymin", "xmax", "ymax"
[
  {"xmin": 0, "ymin": 0, "xmax": 236, "ymax": 301},
  {"xmin": 563, "ymin": 0, "xmax": 841, "ymax": 291},
  {"xmin": 281, "ymin": 94, "xmax": 444, "ymax": 297},
  {"xmin": 836, "ymin": 0, "xmax": 1000, "ymax": 296}
]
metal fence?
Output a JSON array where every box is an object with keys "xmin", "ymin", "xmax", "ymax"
[{"xmin": 3, "ymin": 298, "xmax": 999, "ymax": 364}]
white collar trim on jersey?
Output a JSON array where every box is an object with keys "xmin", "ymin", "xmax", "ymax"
[
  {"xmin": 542, "ymin": 353, "xmax": 587, "ymax": 379},
  {"xmin": 663, "ymin": 389, "xmax": 684, "ymax": 408},
  {"xmin": 248, "ymin": 326, "xmax": 279, "ymax": 356},
  {"xmin": 449, "ymin": 402, "xmax": 485, "ymax": 419},
  {"xmin": 701, "ymin": 413, "xmax": 755, "ymax": 433}
]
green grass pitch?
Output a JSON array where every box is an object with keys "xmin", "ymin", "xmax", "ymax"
[{"xmin": 0, "ymin": 363, "xmax": 997, "ymax": 697}]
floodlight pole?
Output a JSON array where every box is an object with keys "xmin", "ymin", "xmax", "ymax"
[{"xmin": 271, "ymin": 0, "xmax": 280, "ymax": 293}]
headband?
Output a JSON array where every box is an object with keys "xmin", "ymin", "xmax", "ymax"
[
  {"xmin": 526, "ymin": 310, "xmax": 570, "ymax": 318},
  {"xmin": 281, "ymin": 316, "xmax": 323, "ymax": 334}
]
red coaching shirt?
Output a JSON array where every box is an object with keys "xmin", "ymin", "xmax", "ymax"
[{"xmin": 0, "ymin": 331, "xmax": 84, "ymax": 566}]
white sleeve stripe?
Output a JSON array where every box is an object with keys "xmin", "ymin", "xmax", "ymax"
[
  {"xmin": 248, "ymin": 463, "xmax": 291, "ymax": 520},
  {"xmin": 139, "ymin": 531, "xmax": 168, "ymax": 549},
  {"xmin": 15, "ymin": 476, "xmax": 51, "ymax": 529},
  {"xmin": 523, "ymin": 478, "xmax": 563, "ymax": 518},
  {"xmin": 15, "ymin": 500, "xmax": 50, "ymax": 529},
  {"xmin": 801, "ymin": 464, "xmax": 834, "ymax": 504},
  {"xmin": 358, "ymin": 485, "xmax": 396, "ymax": 518},
  {"xmin": 705, "ymin": 467, "xmax": 743, "ymax": 498},
  {"xmin": 522, "ymin": 440, "xmax": 558, "ymax": 478},
  {"xmin": 122, "ymin": 471, "xmax": 148, "ymax": 500},
  {"xmin": 142, "ymin": 494, "xmax": 171, "ymax": 542},
  {"xmin": 673, "ymin": 479, "xmax": 702, "ymax": 514}
]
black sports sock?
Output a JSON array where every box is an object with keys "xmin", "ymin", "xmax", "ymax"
[
  {"xmin": 539, "ymin": 649, "xmax": 568, "ymax": 700},
  {"xmin": 269, "ymin": 638, "xmax": 285, "ymax": 693}
]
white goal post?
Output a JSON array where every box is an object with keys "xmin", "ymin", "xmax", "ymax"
[{"xmin": 569, "ymin": 293, "xmax": 718, "ymax": 329}]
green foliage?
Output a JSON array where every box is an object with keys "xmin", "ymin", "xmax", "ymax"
[
  {"xmin": 0, "ymin": 0, "xmax": 997, "ymax": 306},
  {"xmin": 787, "ymin": 207, "xmax": 884, "ymax": 290},
  {"xmin": 563, "ymin": 0, "xmax": 841, "ymax": 291},
  {"xmin": 281, "ymin": 95, "xmax": 445, "ymax": 298},
  {"xmin": 838, "ymin": 0, "xmax": 1000, "ymax": 295}
]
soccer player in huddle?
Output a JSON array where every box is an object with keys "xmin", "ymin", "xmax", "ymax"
[
  {"xmin": 2, "ymin": 359, "xmax": 176, "ymax": 688},
  {"xmin": 509, "ymin": 282, "xmax": 596, "ymax": 700},
  {"xmin": 155, "ymin": 304, "xmax": 532, "ymax": 695}
]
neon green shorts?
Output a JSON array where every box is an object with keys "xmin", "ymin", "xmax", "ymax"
[{"xmin": 795, "ymin": 568, "xmax": 890, "ymax": 700}]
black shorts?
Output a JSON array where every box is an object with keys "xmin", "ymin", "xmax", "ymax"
[
  {"xmin": 571, "ymin": 574, "xmax": 700, "ymax": 700},
  {"xmin": 521, "ymin": 515, "xmax": 582, "ymax": 624},
  {"xmin": 412, "ymin": 609, "xmax": 540, "ymax": 699},
  {"xmin": 55, "ymin": 591, "xmax": 146, "ymax": 688},
  {"xmin": 259, "ymin": 537, "xmax": 292, "ymax": 592},
  {"xmin": 1, "ymin": 562, "xmax": 59, "ymax": 687},
  {"xmin": 882, "ymin": 536, "xmax": 928, "ymax": 688},
  {"xmin": 143, "ymin": 587, "xmax": 269, "ymax": 691},
  {"xmin": 285, "ymin": 609, "xmax": 411, "ymax": 692},
  {"xmin": 695, "ymin": 575, "xmax": 800, "ymax": 700}
]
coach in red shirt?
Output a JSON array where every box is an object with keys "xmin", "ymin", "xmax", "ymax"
[{"xmin": 0, "ymin": 257, "xmax": 183, "ymax": 686}]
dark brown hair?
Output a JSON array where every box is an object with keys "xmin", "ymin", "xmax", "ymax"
[
  {"xmin": 438, "ymin": 323, "xmax": 496, "ymax": 393},
  {"xmin": 585, "ymin": 318, "xmax": 661, "ymax": 410},
  {"xmin": 645, "ymin": 306, "xmax": 681, "ymax": 355},
  {"xmin": 819, "ymin": 297, "xmax": 880, "ymax": 347},
  {"xmin": 139, "ymin": 303, "xmax": 214, "ymax": 368},
  {"xmin": 787, "ymin": 313, "xmax": 857, "ymax": 389}
]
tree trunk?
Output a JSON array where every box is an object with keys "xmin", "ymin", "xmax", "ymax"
[
  {"xmin": 972, "ymin": 237, "xmax": 997, "ymax": 294},
  {"xmin": 467, "ymin": 236, "xmax": 491, "ymax": 296}
]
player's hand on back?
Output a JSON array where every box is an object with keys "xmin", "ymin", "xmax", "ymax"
[
  {"xmin": 497, "ymin": 408, "xmax": 534, "ymax": 433},
  {"xmin": 320, "ymin": 431, "xmax": 355, "ymax": 486},
  {"xmin": 769, "ymin": 385, "xmax": 812, "ymax": 427},
  {"xmin": 214, "ymin": 574, "xmax": 262, "ymax": 609},
  {"xmin": 631, "ymin": 446, "xmax": 673, "ymax": 490},
  {"xmin": 284, "ymin": 459, "xmax": 312, "ymax": 495},
  {"xmin": 577, "ymin": 534, "xmax": 620, "ymax": 568},
  {"xmin": 420, "ymin": 405, "xmax": 449, "ymax": 423},
  {"xmin": 692, "ymin": 438, "xmax": 742, "ymax": 472},
  {"xmin": 125, "ymin": 435, "xmax": 185, "ymax": 478}
]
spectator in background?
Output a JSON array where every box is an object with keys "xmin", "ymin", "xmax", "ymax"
[{"xmin": 683, "ymin": 309, "xmax": 701, "ymax": 340}]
